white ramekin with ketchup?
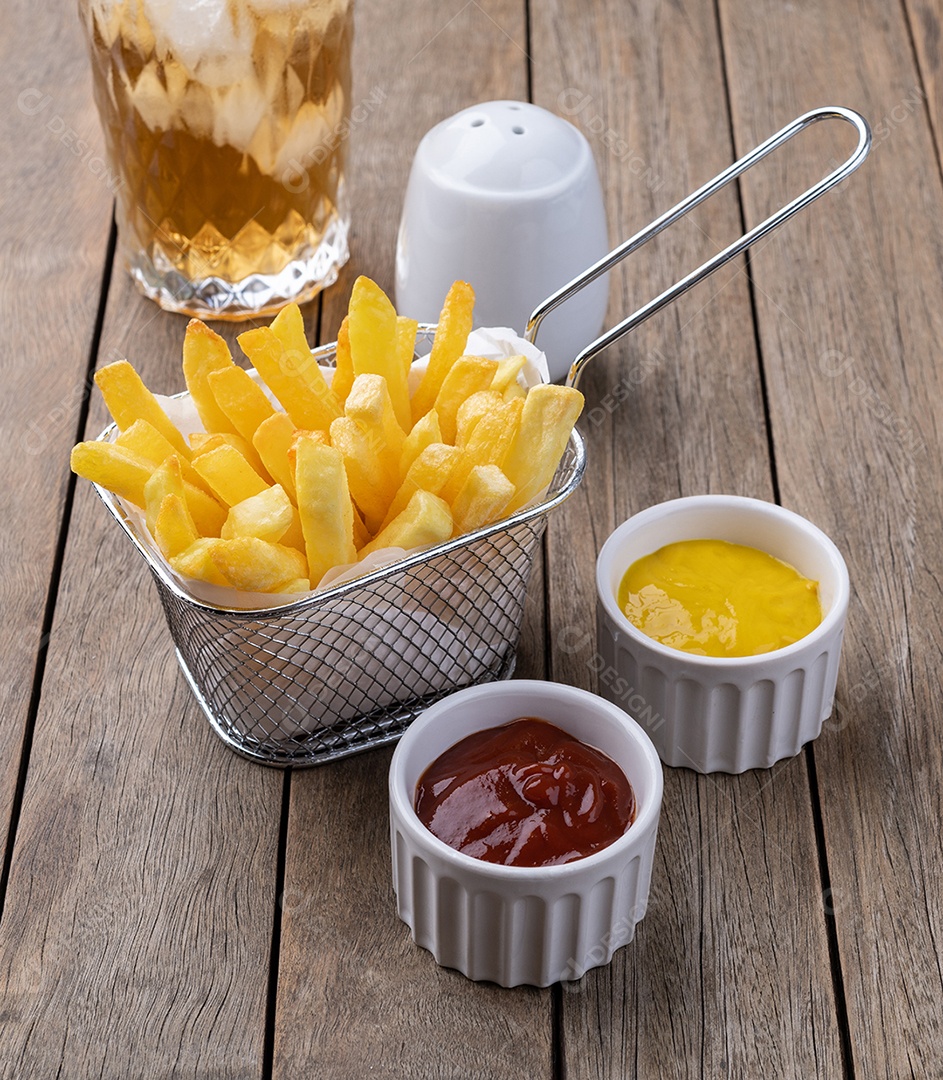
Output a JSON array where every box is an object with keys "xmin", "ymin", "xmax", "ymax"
[{"xmin": 388, "ymin": 680, "xmax": 663, "ymax": 987}]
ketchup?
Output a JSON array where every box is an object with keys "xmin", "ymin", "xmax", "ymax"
[{"xmin": 414, "ymin": 718, "xmax": 636, "ymax": 867}]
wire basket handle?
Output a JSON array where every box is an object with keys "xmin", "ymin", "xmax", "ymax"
[{"xmin": 523, "ymin": 106, "xmax": 871, "ymax": 390}]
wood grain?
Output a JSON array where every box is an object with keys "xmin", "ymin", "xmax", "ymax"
[
  {"xmin": 5, "ymin": 0, "xmax": 943, "ymax": 1075},
  {"xmin": 721, "ymin": 0, "xmax": 943, "ymax": 1073},
  {"xmin": 273, "ymin": 2, "xmax": 552, "ymax": 1077},
  {"xmin": 531, "ymin": 0, "xmax": 844, "ymax": 1075},
  {"xmin": 276, "ymin": 750, "xmax": 549, "ymax": 1080},
  {"xmin": 0, "ymin": 0, "xmax": 114, "ymax": 859},
  {"xmin": 898, "ymin": 2, "xmax": 942, "ymax": 171},
  {"xmin": 0, "ymin": 261, "xmax": 283, "ymax": 1074}
]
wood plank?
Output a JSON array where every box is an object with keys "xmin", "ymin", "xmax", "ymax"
[
  {"xmin": 277, "ymin": 749, "xmax": 549, "ymax": 1080},
  {"xmin": 904, "ymin": 2, "xmax": 942, "ymax": 163},
  {"xmin": 0, "ymin": 255, "xmax": 283, "ymax": 1073},
  {"xmin": 532, "ymin": 0, "xmax": 844, "ymax": 1075},
  {"xmin": 719, "ymin": 0, "xmax": 943, "ymax": 1074},
  {"xmin": 273, "ymin": 2, "xmax": 551, "ymax": 1077},
  {"xmin": 0, "ymin": 0, "xmax": 114, "ymax": 857}
]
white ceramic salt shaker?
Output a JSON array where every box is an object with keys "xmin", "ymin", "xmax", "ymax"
[{"xmin": 395, "ymin": 100, "xmax": 609, "ymax": 382}]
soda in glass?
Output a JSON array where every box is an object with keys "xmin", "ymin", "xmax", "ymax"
[{"xmin": 79, "ymin": 0, "xmax": 353, "ymax": 319}]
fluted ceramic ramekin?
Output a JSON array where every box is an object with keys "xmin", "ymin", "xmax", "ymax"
[
  {"xmin": 388, "ymin": 680, "xmax": 663, "ymax": 987},
  {"xmin": 596, "ymin": 495, "xmax": 850, "ymax": 774}
]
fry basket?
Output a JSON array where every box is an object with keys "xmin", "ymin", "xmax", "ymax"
[
  {"xmin": 91, "ymin": 106, "xmax": 870, "ymax": 768},
  {"xmin": 95, "ymin": 326, "xmax": 585, "ymax": 767}
]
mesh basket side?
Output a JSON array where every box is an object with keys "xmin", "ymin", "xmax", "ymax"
[{"xmin": 155, "ymin": 513, "xmax": 547, "ymax": 766}]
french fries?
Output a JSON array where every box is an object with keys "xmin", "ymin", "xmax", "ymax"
[
  {"xmin": 253, "ymin": 412, "xmax": 299, "ymax": 500},
  {"xmin": 208, "ymin": 537, "xmax": 308, "ymax": 593},
  {"xmin": 192, "ymin": 444, "xmax": 269, "ymax": 507},
  {"xmin": 238, "ymin": 325, "xmax": 339, "ymax": 432},
  {"xmin": 411, "ymin": 280, "xmax": 476, "ymax": 423},
  {"xmin": 95, "ymin": 359, "xmax": 191, "ymax": 459},
  {"xmin": 294, "ymin": 438, "xmax": 356, "ymax": 585},
  {"xmin": 433, "ymin": 355, "xmax": 499, "ymax": 444},
  {"xmin": 154, "ymin": 494, "xmax": 198, "ymax": 559},
  {"xmin": 71, "ymin": 441, "xmax": 155, "ymax": 508},
  {"xmin": 380, "ymin": 442, "xmax": 462, "ymax": 532},
  {"xmin": 332, "ymin": 317, "xmax": 355, "ymax": 406},
  {"xmin": 182, "ymin": 320, "xmax": 238, "ymax": 435},
  {"xmin": 348, "ymin": 276, "xmax": 411, "ymax": 432},
  {"xmin": 503, "ymin": 384, "xmax": 585, "ymax": 513},
  {"xmin": 207, "ymin": 364, "xmax": 275, "ymax": 443},
  {"xmin": 329, "ymin": 415, "xmax": 393, "ymax": 535},
  {"xmin": 71, "ymin": 276, "xmax": 583, "ymax": 598},
  {"xmin": 359, "ymin": 490, "xmax": 453, "ymax": 558},
  {"xmin": 451, "ymin": 464, "xmax": 515, "ymax": 537},
  {"xmin": 144, "ymin": 455, "xmax": 188, "ymax": 533},
  {"xmin": 221, "ymin": 485, "xmax": 294, "ymax": 544}
]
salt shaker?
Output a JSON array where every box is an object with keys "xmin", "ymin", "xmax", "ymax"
[{"xmin": 395, "ymin": 100, "xmax": 609, "ymax": 381}]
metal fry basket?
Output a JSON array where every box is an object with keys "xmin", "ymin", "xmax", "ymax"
[
  {"xmin": 95, "ymin": 327, "xmax": 585, "ymax": 767},
  {"xmin": 92, "ymin": 106, "xmax": 870, "ymax": 768}
]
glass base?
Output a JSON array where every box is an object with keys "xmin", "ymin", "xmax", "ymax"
[{"xmin": 125, "ymin": 213, "xmax": 350, "ymax": 321}]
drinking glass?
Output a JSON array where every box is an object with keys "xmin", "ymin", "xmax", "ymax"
[{"xmin": 79, "ymin": 0, "xmax": 353, "ymax": 319}]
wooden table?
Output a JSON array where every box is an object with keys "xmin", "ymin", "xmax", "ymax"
[{"xmin": 3, "ymin": 0, "xmax": 942, "ymax": 1076}]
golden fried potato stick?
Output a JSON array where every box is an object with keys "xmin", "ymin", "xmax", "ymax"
[
  {"xmin": 433, "ymin": 355, "xmax": 499, "ymax": 444},
  {"xmin": 95, "ymin": 359, "xmax": 191, "ymax": 459},
  {"xmin": 451, "ymin": 464, "xmax": 515, "ymax": 536},
  {"xmin": 269, "ymin": 302, "xmax": 342, "ymax": 418},
  {"xmin": 378, "ymin": 442, "xmax": 463, "ymax": 533},
  {"xmin": 347, "ymin": 276, "xmax": 411, "ymax": 432},
  {"xmin": 154, "ymin": 494, "xmax": 198, "ymax": 559},
  {"xmin": 468, "ymin": 396, "xmax": 523, "ymax": 469},
  {"xmin": 70, "ymin": 441, "xmax": 153, "ymax": 507},
  {"xmin": 287, "ymin": 426, "xmax": 329, "ymax": 452},
  {"xmin": 399, "ymin": 409, "xmax": 441, "ymax": 477},
  {"xmin": 141, "ymin": 453, "xmax": 227, "ymax": 537},
  {"xmin": 210, "ymin": 537, "xmax": 308, "ymax": 593},
  {"xmin": 252, "ymin": 412, "xmax": 299, "ymax": 502},
  {"xmin": 345, "ymin": 374, "xmax": 406, "ymax": 484},
  {"xmin": 442, "ymin": 396, "xmax": 523, "ymax": 504},
  {"xmin": 294, "ymin": 437, "xmax": 356, "ymax": 588},
  {"xmin": 490, "ymin": 355, "xmax": 526, "ymax": 395},
  {"xmin": 411, "ymin": 280, "xmax": 475, "ymax": 423},
  {"xmin": 329, "ymin": 416, "xmax": 394, "ymax": 535},
  {"xmin": 332, "ymin": 316, "xmax": 355, "ymax": 406},
  {"xmin": 71, "ymin": 440, "xmax": 225, "ymax": 535},
  {"xmin": 207, "ymin": 365, "xmax": 275, "ymax": 443},
  {"xmin": 221, "ymin": 485, "xmax": 294, "ymax": 544},
  {"xmin": 180, "ymin": 485, "xmax": 227, "ymax": 538},
  {"xmin": 192, "ymin": 444, "xmax": 269, "ymax": 507},
  {"xmin": 238, "ymin": 326, "xmax": 339, "ymax": 432},
  {"xmin": 181, "ymin": 319, "xmax": 238, "ymax": 435},
  {"xmin": 171, "ymin": 539, "xmax": 231, "ymax": 586},
  {"xmin": 115, "ymin": 419, "xmax": 210, "ymax": 494},
  {"xmin": 454, "ymin": 390, "xmax": 503, "ymax": 446},
  {"xmin": 358, "ymin": 489, "xmax": 453, "ymax": 558},
  {"xmin": 286, "ymin": 428, "xmax": 329, "ymax": 490},
  {"xmin": 188, "ymin": 430, "xmax": 270, "ymax": 480},
  {"xmin": 503, "ymin": 384, "xmax": 584, "ymax": 514},
  {"xmin": 395, "ymin": 316, "xmax": 418, "ymax": 377},
  {"xmin": 144, "ymin": 454, "xmax": 188, "ymax": 533}
]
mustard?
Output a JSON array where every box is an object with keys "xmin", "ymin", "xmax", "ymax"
[{"xmin": 617, "ymin": 539, "xmax": 822, "ymax": 657}]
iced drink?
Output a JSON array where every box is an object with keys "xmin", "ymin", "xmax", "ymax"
[{"xmin": 79, "ymin": 0, "xmax": 353, "ymax": 319}]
